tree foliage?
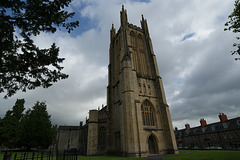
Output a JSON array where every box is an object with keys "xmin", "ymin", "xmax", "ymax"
[
  {"xmin": 0, "ymin": 99, "xmax": 54, "ymax": 149},
  {"xmin": 21, "ymin": 101, "xmax": 53, "ymax": 149},
  {"xmin": 0, "ymin": 99, "xmax": 25, "ymax": 147},
  {"xmin": 225, "ymin": 0, "xmax": 240, "ymax": 60},
  {"xmin": 0, "ymin": 0, "xmax": 79, "ymax": 98}
]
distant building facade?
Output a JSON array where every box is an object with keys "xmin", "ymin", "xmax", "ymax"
[
  {"xmin": 56, "ymin": 6, "xmax": 178, "ymax": 157},
  {"xmin": 174, "ymin": 113, "xmax": 240, "ymax": 150}
]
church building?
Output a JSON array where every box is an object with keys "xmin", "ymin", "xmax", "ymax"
[{"xmin": 56, "ymin": 6, "xmax": 178, "ymax": 157}]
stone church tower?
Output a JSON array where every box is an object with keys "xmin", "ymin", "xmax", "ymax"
[
  {"xmin": 56, "ymin": 6, "xmax": 178, "ymax": 157},
  {"xmin": 106, "ymin": 6, "xmax": 178, "ymax": 156}
]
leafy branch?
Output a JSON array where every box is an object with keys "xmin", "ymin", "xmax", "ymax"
[
  {"xmin": 0, "ymin": 0, "xmax": 79, "ymax": 98},
  {"xmin": 225, "ymin": 0, "xmax": 240, "ymax": 60}
]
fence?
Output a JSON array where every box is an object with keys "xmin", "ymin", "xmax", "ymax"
[{"xmin": 3, "ymin": 150, "xmax": 78, "ymax": 160}]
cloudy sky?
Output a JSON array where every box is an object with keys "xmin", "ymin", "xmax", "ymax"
[{"xmin": 1, "ymin": 0, "xmax": 240, "ymax": 129}]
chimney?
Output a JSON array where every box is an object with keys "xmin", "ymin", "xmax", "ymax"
[
  {"xmin": 219, "ymin": 113, "xmax": 228, "ymax": 123},
  {"xmin": 200, "ymin": 118, "xmax": 207, "ymax": 127},
  {"xmin": 185, "ymin": 123, "xmax": 190, "ymax": 130},
  {"xmin": 175, "ymin": 127, "xmax": 178, "ymax": 131}
]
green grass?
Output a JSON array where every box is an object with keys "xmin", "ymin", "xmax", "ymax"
[
  {"xmin": 2, "ymin": 150, "xmax": 240, "ymax": 160},
  {"xmin": 163, "ymin": 150, "xmax": 240, "ymax": 160},
  {"xmin": 77, "ymin": 155, "xmax": 145, "ymax": 160}
]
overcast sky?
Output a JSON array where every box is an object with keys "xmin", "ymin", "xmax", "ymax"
[{"xmin": 1, "ymin": 0, "xmax": 240, "ymax": 129}]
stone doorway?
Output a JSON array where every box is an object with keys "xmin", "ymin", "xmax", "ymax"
[{"xmin": 148, "ymin": 135, "xmax": 158, "ymax": 154}]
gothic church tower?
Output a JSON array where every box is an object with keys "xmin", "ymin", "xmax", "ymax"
[{"xmin": 107, "ymin": 6, "xmax": 178, "ymax": 157}]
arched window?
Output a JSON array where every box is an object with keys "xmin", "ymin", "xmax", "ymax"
[
  {"xmin": 114, "ymin": 39, "xmax": 120, "ymax": 82},
  {"xmin": 141, "ymin": 100, "xmax": 155, "ymax": 126},
  {"xmin": 130, "ymin": 31, "xmax": 139, "ymax": 72},
  {"xmin": 138, "ymin": 34, "xmax": 148, "ymax": 76},
  {"xmin": 98, "ymin": 127, "xmax": 106, "ymax": 146},
  {"xmin": 130, "ymin": 31, "xmax": 136, "ymax": 50}
]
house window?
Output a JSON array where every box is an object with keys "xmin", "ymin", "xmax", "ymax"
[
  {"xmin": 223, "ymin": 123, "xmax": 228, "ymax": 129},
  {"xmin": 141, "ymin": 100, "xmax": 156, "ymax": 126},
  {"xmin": 211, "ymin": 125, "xmax": 215, "ymax": 131},
  {"xmin": 237, "ymin": 120, "xmax": 240, "ymax": 126},
  {"xmin": 235, "ymin": 131, "xmax": 239, "ymax": 138},
  {"xmin": 223, "ymin": 133, "xmax": 227, "ymax": 140}
]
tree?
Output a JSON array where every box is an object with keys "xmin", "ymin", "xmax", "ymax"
[
  {"xmin": 0, "ymin": 0, "xmax": 79, "ymax": 98},
  {"xmin": 225, "ymin": 0, "xmax": 240, "ymax": 60},
  {"xmin": 0, "ymin": 99, "xmax": 25, "ymax": 148},
  {"xmin": 1, "ymin": 99, "xmax": 54, "ymax": 150},
  {"xmin": 21, "ymin": 101, "xmax": 53, "ymax": 149}
]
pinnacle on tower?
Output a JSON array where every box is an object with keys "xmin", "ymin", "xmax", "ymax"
[
  {"xmin": 120, "ymin": 5, "xmax": 128, "ymax": 27},
  {"xmin": 110, "ymin": 24, "xmax": 115, "ymax": 40},
  {"xmin": 141, "ymin": 14, "xmax": 149, "ymax": 36}
]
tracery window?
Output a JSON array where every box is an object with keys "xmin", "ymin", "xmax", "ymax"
[
  {"xmin": 130, "ymin": 31, "xmax": 139, "ymax": 72},
  {"xmin": 114, "ymin": 39, "xmax": 120, "ymax": 82},
  {"xmin": 138, "ymin": 34, "xmax": 148, "ymax": 75},
  {"xmin": 130, "ymin": 31, "xmax": 137, "ymax": 50},
  {"xmin": 141, "ymin": 100, "xmax": 156, "ymax": 126},
  {"xmin": 98, "ymin": 127, "xmax": 106, "ymax": 146}
]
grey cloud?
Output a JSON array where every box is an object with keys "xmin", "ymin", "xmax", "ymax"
[{"xmin": 1, "ymin": 1, "xmax": 239, "ymax": 129}]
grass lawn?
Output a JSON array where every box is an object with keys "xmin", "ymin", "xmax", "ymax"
[
  {"xmin": 163, "ymin": 150, "xmax": 240, "ymax": 160},
  {"xmin": 1, "ymin": 150, "xmax": 240, "ymax": 160},
  {"xmin": 77, "ymin": 155, "xmax": 145, "ymax": 160}
]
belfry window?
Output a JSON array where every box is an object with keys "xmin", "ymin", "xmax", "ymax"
[
  {"xmin": 141, "ymin": 100, "xmax": 156, "ymax": 126},
  {"xmin": 130, "ymin": 31, "xmax": 136, "ymax": 50},
  {"xmin": 130, "ymin": 31, "xmax": 139, "ymax": 72},
  {"xmin": 114, "ymin": 39, "xmax": 120, "ymax": 82},
  {"xmin": 138, "ymin": 34, "xmax": 148, "ymax": 76}
]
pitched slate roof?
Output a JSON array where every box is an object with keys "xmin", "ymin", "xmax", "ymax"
[{"xmin": 175, "ymin": 117, "xmax": 240, "ymax": 138}]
